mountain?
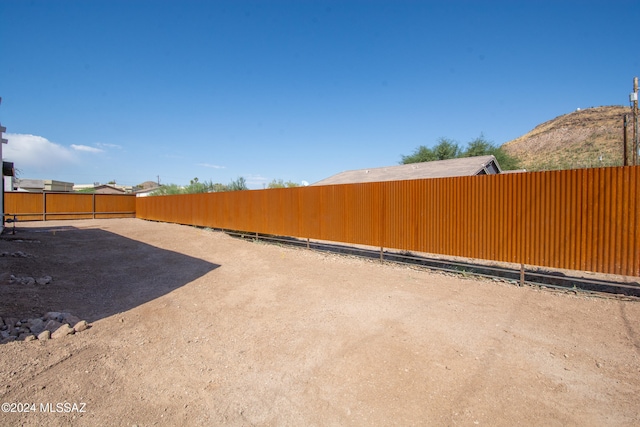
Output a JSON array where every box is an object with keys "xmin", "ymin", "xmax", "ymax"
[{"xmin": 501, "ymin": 105, "xmax": 634, "ymax": 171}]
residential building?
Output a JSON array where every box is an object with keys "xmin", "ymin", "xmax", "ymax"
[{"xmin": 312, "ymin": 155, "xmax": 502, "ymax": 186}]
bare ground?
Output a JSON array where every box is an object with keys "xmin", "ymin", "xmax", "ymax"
[{"xmin": 0, "ymin": 218, "xmax": 638, "ymax": 426}]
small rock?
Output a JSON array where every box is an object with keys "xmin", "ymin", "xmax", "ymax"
[
  {"xmin": 51, "ymin": 324, "xmax": 74, "ymax": 339},
  {"xmin": 23, "ymin": 334, "xmax": 37, "ymax": 342},
  {"xmin": 43, "ymin": 319, "xmax": 63, "ymax": 333},
  {"xmin": 37, "ymin": 330, "xmax": 51, "ymax": 340},
  {"xmin": 596, "ymin": 361, "xmax": 603, "ymax": 368},
  {"xmin": 44, "ymin": 312, "xmax": 62, "ymax": 322},
  {"xmin": 23, "ymin": 277, "xmax": 36, "ymax": 286},
  {"xmin": 28, "ymin": 318, "xmax": 45, "ymax": 335},
  {"xmin": 61, "ymin": 313, "xmax": 81, "ymax": 327},
  {"xmin": 36, "ymin": 276, "xmax": 52, "ymax": 285},
  {"xmin": 73, "ymin": 320, "xmax": 89, "ymax": 333}
]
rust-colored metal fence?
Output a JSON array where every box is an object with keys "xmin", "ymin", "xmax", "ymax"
[
  {"xmin": 4, "ymin": 192, "xmax": 136, "ymax": 221},
  {"xmin": 136, "ymin": 166, "xmax": 640, "ymax": 277}
]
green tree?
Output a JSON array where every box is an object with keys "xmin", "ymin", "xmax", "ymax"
[
  {"xmin": 267, "ymin": 179, "xmax": 300, "ymax": 189},
  {"xmin": 149, "ymin": 176, "xmax": 249, "ymax": 196},
  {"xmin": 401, "ymin": 145, "xmax": 436, "ymax": 164},
  {"xmin": 150, "ymin": 184, "xmax": 183, "ymax": 196},
  {"xmin": 432, "ymin": 137, "xmax": 461, "ymax": 160},
  {"xmin": 227, "ymin": 177, "xmax": 248, "ymax": 191},
  {"xmin": 184, "ymin": 177, "xmax": 213, "ymax": 194},
  {"xmin": 462, "ymin": 135, "xmax": 520, "ymax": 171},
  {"xmin": 491, "ymin": 149, "xmax": 520, "ymax": 171},
  {"xmin": 401, "ymin": 137, "xmax": 460, "ymax": 164},
  {"xmin": 211, "ymin": 183, "xmax": 228, "ymax": 192},
  {"xmin": 463, "ymin": 135, "xmax": 494, "ymax": 157},
  {"xmin": 402, "ymin": 135, "xmax": 520, "ymax": 171}
]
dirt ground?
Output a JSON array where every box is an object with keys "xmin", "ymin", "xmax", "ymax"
[{"xmin": 0, "ymin": 218, "xmax": 638, "ymax": 426}]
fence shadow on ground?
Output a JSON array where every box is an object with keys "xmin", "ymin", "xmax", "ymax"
[{"xmin": 0, "ymin": 224, "xmax": 220, "ymax": 331}]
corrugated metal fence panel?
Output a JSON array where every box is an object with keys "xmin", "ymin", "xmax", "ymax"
[
  {"xmin": 298, "ymin": 186, "xmax": 322, "ymax": 239},
  {"xmin": 4, "ymin": 192, "xmax": 44, "ymax": 221},
  {"xmin": 94, "ymin": 194, "xmax": 137, "ymax": 219},
  {"xmin": 5, "ymin": 192, "xmax": 137, "ymax": 221},
  {"xmin": 512, "ymin": 167, "xmax": 639, "ymax": 275},
  {"xmin": 134, "ymin": 166, "xmax": 640, "ymax": 276},
  {"xmin": 45, "ymin": 193, "xmax": 93, "ymax": 220},
  {"xmin": 308, "ymin": 183, "xmax": 382, "ymax": 246}
]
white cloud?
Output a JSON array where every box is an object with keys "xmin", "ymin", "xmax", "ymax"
[
  {"xmin": 71, "ymin": 144, "xmax": 105, "ymax": 153},
  {"xmin": 3, "ymin": 134, "xmax": 80, "ymax": 173},
  {"xmin": 198, "ymin": 163, "xmax": 226, "ymax": 169},
  {"xmin": 96, "ymin": 142, "xmax": 122, "ymax": 149}
]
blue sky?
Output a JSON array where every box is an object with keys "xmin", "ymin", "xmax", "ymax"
[{"xmin": 0, "ymin": 0, "xmax": 638, "ymax": 189}]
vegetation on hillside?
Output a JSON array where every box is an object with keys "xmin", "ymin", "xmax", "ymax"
[
  {"xmin": 501, "ymin": 106, "xmax": 630, "ymax": 171},
  {"xmin": 401, "ymin": 135, "xmax": 521, "ymax": 170}
]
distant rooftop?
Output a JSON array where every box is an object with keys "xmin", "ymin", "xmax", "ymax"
[
  {"xmin": 312, "ymin": 155, "xmax": 501, "ymax": 186},
  {"xmin": 14, "ymin": 178, "xmax": 75, "ymax": 192}
]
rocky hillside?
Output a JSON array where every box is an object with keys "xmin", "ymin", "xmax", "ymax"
[{"xmin": 501, "ymin": 106, "xmax": 633, "ymax": 171}]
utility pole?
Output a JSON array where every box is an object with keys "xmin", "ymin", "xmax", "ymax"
[{"xmin": 623, "ymin": 114, "xmax": 628, "ymax": 166}]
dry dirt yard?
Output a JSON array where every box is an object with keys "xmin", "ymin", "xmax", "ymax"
[{"xmin": 0, "ymin": 218, "xmax": 638, "ymax": 426}]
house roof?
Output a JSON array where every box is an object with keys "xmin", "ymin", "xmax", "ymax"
[
  {"xmin": 134, "ymin": 186, "xmax": 161, "ymax": 196},
  {"xmin": 312, "ymin": 155, "xmax": 501, "ymax": 186},
  {"xmin": 94, "ymin": 184, "xmax": 126, "ymax": 194},
  {"xmin": 138, "ymin": 181, "xmax": 160, "ymax": 190}
]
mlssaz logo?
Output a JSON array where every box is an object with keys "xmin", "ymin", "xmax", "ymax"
[{"xmin": 40, "ymin": 402, "xmax": 87, "ymax": 413}]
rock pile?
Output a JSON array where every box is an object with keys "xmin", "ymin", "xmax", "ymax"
[
  {"xmin": 0, "ymin": 251, "xmax": 33, "ymax": 258},
  {"xmin": 0, "ymin": 312, "xmax": 90, "ymax": 344},
  {"xmin": 8, "ymin": 275, "xmax": 53, "ymax": 286}
]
